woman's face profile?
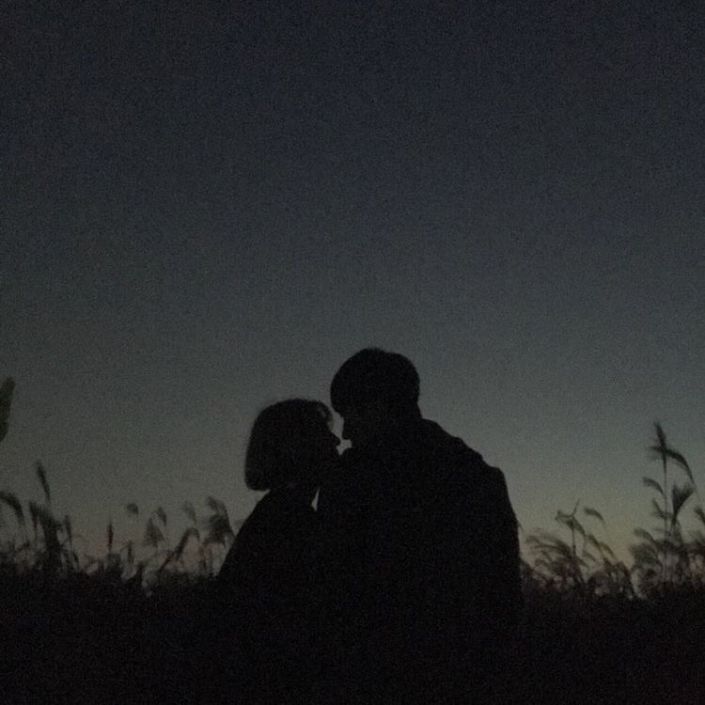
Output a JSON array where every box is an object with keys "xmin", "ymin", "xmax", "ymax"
[{"xmin": 297, "ymin": 422, "xmax": 340, "ymax": 484}]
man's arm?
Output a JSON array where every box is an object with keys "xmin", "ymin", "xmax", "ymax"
[{"xmin": 492, "ymin": 468, "xmax": 523, "ymax": 628}]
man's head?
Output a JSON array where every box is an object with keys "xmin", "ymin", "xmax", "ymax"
[{"xmin": 330, "ymin": 348, "xmax": 420, "ymax": 447}]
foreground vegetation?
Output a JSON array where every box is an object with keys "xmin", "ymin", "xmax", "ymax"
[
  {"xmin": 1, "ymin": 377, "xmax": 704, "ymax": 703},
  {"xmin": 3, "ymin": 424, "xmax": 703, "ymax": 603}
]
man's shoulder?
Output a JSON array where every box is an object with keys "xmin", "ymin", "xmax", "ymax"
[
  {"xmin": 421, "ymin": 419, "xmax": 494, "ymax": 468},
  {"xmin": 420, "ymin": 419, "xmax": 511, "ymax": 494},
  {"xmin": 320, "ymin": 420, "xmax": 508, "ymax": 498}
]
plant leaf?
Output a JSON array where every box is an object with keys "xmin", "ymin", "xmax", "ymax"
[
  {"xmin": 664, "ymin": 448, "xmax": 694, "ymax": 485},
  {"xmin": 181, "ymin": 501, "xmax": 197, "ymax": 525},
  {"xmin": 107, "ymin": 519, "xmax": 114, "ymax": 552},
  {"xmin": 671, "ymin": 483, "xmax": 694, "ymax": 524},
  {"xmin": 28, "ymin": 500, "xmax": 40, "ymax": 536},
  {"xmin": 633, "ymin": 528, "xmax": 656, "ymax": 545},
  {"xmin": 643, "ymin": 477, "xmax": 664, "ymax": 497},
  {"xmin": 35, "ymin": 462, "xmax": 51, "ymax": 504},
  {"xmin": 600, "ymin": 542, "xmax": 616, "ymax": 560},
  {"xmin": 173, "ymin": 526, "xmax": 199, "ymax": 562},
  {"xmin": 0, "ymin": 491, "xmax": 25, "ymax": 526},
  {"xmin": 647, "ymin": 423, "xmax": 694, "ymax": 484},
  {"xmin": 155, "ymin": 506, "xmax": 167, "ymax": 526},
  {"xmin": 63, "ymin": 515, "xmax": 73, "ymax": 544},
  {"xmin": 650, "ymin": 498, "xmax": 667, "ymax": 521},
  {"xmin": 143, "ymin": 517, "xmax": 164, "ymax": 548},
  {"xmin": 203, "ymin": 513, "xmax": 234, "ymax": 546},
  {"xmin": 0, "ymin": 377, "xmax": 15, "ymax": 443},
  {"xmin": 583, "ymin": 507, "xmax": 605, "ymax": 524},
  {"xmin": 206, "ymin": 496, "xmax": 227, "ymax": 515}
]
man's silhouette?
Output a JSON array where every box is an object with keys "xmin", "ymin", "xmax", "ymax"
[{"xmin": 318, "ymin": 348, "xmax": 522, "ymax": 704}]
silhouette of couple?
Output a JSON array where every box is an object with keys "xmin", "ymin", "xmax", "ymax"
[{"xmin": 199, "ymin": 348, "xmax": 521, "ymax": 705}]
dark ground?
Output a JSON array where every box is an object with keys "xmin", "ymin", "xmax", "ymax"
[{"xmin": 2, "ymin": 576, "xmax": 704, "ymax": 704}]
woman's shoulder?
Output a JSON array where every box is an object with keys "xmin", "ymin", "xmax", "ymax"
[
  {"xmin": 215, "ymin": 498, "xmax": 275, "ymax": 584},
  {"xmin": 216, "ymin": 492, "xmax": 321, "ymax": 593},
  {"xmin": 229, "ymin": 492, "xmax": 319, "ymax": 556},
  {"xmin": 251, "ymin": 489, "xmax": 318, "ymax": 523}
]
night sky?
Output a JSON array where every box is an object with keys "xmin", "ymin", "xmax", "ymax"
[{"xmin": 2, "ymin": 2, "xmax": 704, "ymax": 559}]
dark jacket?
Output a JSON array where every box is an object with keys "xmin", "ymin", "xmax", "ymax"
[
  {"xmin": 317, "ymin": 418, "xmax": 522, "ymax": 704},
  {"xmin": 202, "ymin": 489, "xmax": 324, "ymax": 705}
]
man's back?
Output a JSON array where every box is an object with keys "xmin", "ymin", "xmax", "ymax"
[{"xmin": 318, "ymin": 418, "xmax": 521, "ymax": 703}]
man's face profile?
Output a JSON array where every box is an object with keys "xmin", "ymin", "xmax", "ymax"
[{"xmin": 340, "ymin": 402, "xmax": 387, "ymax": 448}]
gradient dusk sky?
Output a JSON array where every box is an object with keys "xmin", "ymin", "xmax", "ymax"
[{"xmin": 2, "ymin": 2, "xmax": 704, "ymax": 559}]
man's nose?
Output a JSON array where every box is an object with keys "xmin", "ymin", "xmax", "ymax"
[{"xmin": 341, "ymin": 421, "xmax": 351, "ymax": 440}]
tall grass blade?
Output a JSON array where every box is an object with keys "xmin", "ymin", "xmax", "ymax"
[
  {"xmin": 630, "ymin": 543, "xmax": 658, "ymax": 565},
  {"xmin": 36, "ymin": 505, "xmax": 61, "ymax": 573},
  {"xmin": 28, "ymin": 500, "xmax": 40, "ymax": 539},
  {"xmin": 633, "ymin": 528, "xmax": 656, "ymax": 545},
  {"xmin": 175, "ymin": 526, "xmax": 199, "ymax": 560},
  {"xmin": 648, "ymin": 423, "xmax": 694, "ymax": 484},
  {"xmin": 63, "ymin": 515, "xmax": 73, "ymax": 545},
  {"xmin": 650, "ymin": 498, "xmax": 667, "ymax": 522},
  {"xmin": 583, "ymin": 507, "xmax": 605, "ymax": 524},
  {"xmin": 157, "ymin": 526, "xmax": 200, "ymax": 573},
  {"xmin": 143, "ymin": 517, "xmax": 164, "ymax": 548},
  {"xmin": 670, "ymin": 483, "xmax": 694, "ymax": 525},
  {"xmin": 664, "ymin": 449, "xmax": 694, "ymax": 485},
  {"xmin": 0, "ymin": 491, "xmax": 25, "ymax": 526},
  {"xmin": 181, "ymin": 501, "xmax": 197, "ymax": 524},
  {"xmin": 203, "ymin": 513, "xmax": 234, "ymax": 546},
  {"xmin": 205, "ymin": 496, "xmax": 228, "ymax": 516},
  {"xmin": 599, "ymin": 541, "xmax": 616, "ymax": 560},
  {"xmin": 643, "ymin": 477, "xmax": 664, "ymax": 497},
  {"xmin": 35, "ymin": 462, "xmax": 51, "ymax": 504},
  {"xmin": 0, "ymin": 377, "xmax": 15, "ymax": 443},
  {"xmin": 650, "ymin": 422, "xmax": 667, "ymax": 455}
]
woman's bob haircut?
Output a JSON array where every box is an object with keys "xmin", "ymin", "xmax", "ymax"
[{"xmin": 244, "ymin": 399, "xmax": 333, "ymax": 491}]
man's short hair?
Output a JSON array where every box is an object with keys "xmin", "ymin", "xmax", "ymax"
[{"xmin": 330, "ymin": 348, "xmax": 420, "ymax": 414}]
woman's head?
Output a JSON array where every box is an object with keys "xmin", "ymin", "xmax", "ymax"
[{"xmin": 245, "ymin": 399, "xmax": 340, "ymax": 491}]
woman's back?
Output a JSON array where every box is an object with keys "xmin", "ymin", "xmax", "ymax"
[
  {"xmin": 209, "ymin": 489, "xmax": 324, "ymax": 704},
  {"xmin": 195, "ymin": 398, "xmax": 339, "ymax": 705}
]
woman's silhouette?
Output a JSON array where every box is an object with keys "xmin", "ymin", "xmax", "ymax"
[{"xmin": 200, "ymin": 399, "xmax": 340, "ymax": 705}]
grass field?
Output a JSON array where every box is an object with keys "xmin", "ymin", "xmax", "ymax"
[{"xmin": 2, "ymin": 378, "xmax": 704, "ymax": 703}]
